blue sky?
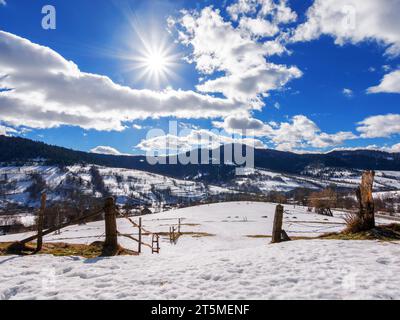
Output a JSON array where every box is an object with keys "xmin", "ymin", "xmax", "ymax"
[{"xmin": 0, "ymin": 0, "xmax": 400, "ymax": 155}]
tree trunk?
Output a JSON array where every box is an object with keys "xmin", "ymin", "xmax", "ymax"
[{"xmin": 356, "ymin": 170, "xmax": 375, "ymax": 231}]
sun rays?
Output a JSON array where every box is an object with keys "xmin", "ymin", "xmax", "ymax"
[{"xmin": 131, "ymin": 38, "xmax": 179, "ymax": 88}]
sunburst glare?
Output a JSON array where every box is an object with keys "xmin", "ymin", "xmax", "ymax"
[{"xmin": 132, "ymin": 39, "xmax": 179, "ymax": 88}]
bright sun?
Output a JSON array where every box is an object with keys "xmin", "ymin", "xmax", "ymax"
[
  {"xmin": 115, "ymin": 9, "xmax": 179, "ymax": 88},
  {"xmin": 145, "ymin": 51, "xmax": 167, "ymax": 73},
  {"xmin": 128, "ymin": 38, "xmax": 179, "ymax": 88}
]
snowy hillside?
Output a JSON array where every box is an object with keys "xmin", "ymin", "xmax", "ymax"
[
  {"xmin": 231, "ymin": 167, "xmax": 400, "ymax": 192},
  {"xmin": 0, "ymin": 165, "xmax": 231, "ymax": 209},
  {"xmin": 0, "ymin": 202, "xmax": 399, "ymax": 299},
  {"xmin": 1, "ymin": 164, "xmax": 400, "ymax": 212}
]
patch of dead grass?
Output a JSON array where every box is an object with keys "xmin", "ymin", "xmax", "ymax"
[
  {"xmin": 0, "ymin": 241, "xmax": 137, "ymax": 258},
  {"xmin": 319, "ymin": 224, "xmax": 400, "ymax": 241},
  {"xmin": 143, "ymin": 231, "xmax": 214, "ymax": 238},
  {"xmin": 245, "ymin": 234, "xmax": 315, "ymax": 240}
]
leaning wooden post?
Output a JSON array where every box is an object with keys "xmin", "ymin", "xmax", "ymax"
[
  {"xmin": 103, "ymin": 197, "xmax": 118, "ymax": 254},
  {"xmin": 356, "ymin": 170, "xmax": 375, "ymax": 231},
  {"xmin": 35, "ymin": 193, "xmax": 46, "ymax": 252},
  {"xmin": 178, "ymin": 218, "xmax": 181, "ymax": 234},
  {"xmin": 138, "ymin": 217, "xmax": 142, "ymax": 254},
  {"xmin": 271, "ymin": 204, "xmax": 284, "ymax": 243}
]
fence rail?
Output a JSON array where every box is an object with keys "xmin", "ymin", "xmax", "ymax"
[
  {"xmin": 7, "ymin": 195, "xmax": 160, "ymax": 256},
  {"xmin": 116, "ymin": 210, "xmax": 159, "ymax": 254}
]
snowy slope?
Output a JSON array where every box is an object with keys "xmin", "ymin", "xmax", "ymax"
[
  {"xmin": 2, "ymin": 165, "xmax": 400, "ymax": 210},
  {"xmin": 1, "ymin": 202, "xmax": 399, "ymax": 300},
  {"xmin": 0, "ymin": 165, "xmax": 231, "ymax": 208},
  {"xmin": 230, "ymin": 167, "xmax": 400, "ymax": 193}
]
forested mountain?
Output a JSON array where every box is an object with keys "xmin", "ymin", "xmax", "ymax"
[{"xmin": 1, "ymin": 136, "xmax": 400, "ymax": 183}]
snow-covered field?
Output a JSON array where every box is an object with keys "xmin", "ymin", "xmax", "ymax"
[{"xmin": 0, "ymin": 202, "xmax": 399, "ymax": 300}]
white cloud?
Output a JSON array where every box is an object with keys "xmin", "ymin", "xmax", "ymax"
[
  {"xmin": 330, "ymin": 143, "xmax": 400, "ymax": 153},
  {"xmin": 227, "ymin": 0, "xmax": 297, "ymax": 25},
  {"xmin": 343, "ymin": 88, "xmax": 353, "ymax": 97},
  {"xmin": 213, "ymin": 114, "xmax": 356, "ymax": 151},
  {"xmin": 136, "ymin": 129, "xmax": 266, "ymax": 153},
  {"xmin": 132, "ymin": 124, "xmax": 143, "ymax": 130},
  {"xmin": 292, "ymin": 0, "xmax": 400, "ymax": 59},
  {"xmin": 269, "ymin": 115, "xmax": 356, "ymax": 151},
  {"xmin": 0, "ymin": 31, "xmax": 246, "ymax": 131},
  {"xmin": 90, "ymin": 146, "xmax": 124, "ymax": 156},
  {"xmin": 170, "ymin": 6, "xmax": 301, "ymax": 108},
  {"xmin": 239, "ymin": 17, "xmax": 279, "ymax": 38},
  {"xmin": 292, "ymin": 0, "xmax": 400, "ymax": 95},
  {"xmin": 388, "ymin": 143, "xmax": 400, "ymax": 153},
  {"xmin": 0, "ymin": 1, "xmax": 6, "ymax": 6},
  {"xmin": 213, "ymin": 114, "xmax": 272, "ymax": 136},
  {"xmin": 357, "ymin": 114, "xmax": 400, "ymax": 138},
  {"xmin": 367, "ymin": 70, "xmax": 400, "ymax": 94}
]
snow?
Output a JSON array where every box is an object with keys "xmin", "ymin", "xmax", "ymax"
[
  {"xmin": 3, "ymin": 165, "xmax": 400, "ymax": 211},
  {"xmin": 0, "ymin": 165, "xmax": 233, "ymax": 208},
  {"xmin": 1, "ymin": 201, "xmax": 400, "ymax": 300}
]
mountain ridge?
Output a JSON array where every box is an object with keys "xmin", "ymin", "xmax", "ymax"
[{"xmin": 1, "ymin": 135, "xmax": 400, "ymax": 183}]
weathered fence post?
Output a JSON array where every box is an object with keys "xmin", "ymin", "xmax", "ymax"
[
  {"xmin": 103, "ymin": 197, "xmax": 118, "ymax": 254},
  {"xmin": 178, "ymin": 218, "xmax": 181, "ymax": 234},
  {"xmin": 271, "ymin": 204, "xmax": 284, "ymax": 243},
  {"xmin": 356, "ymin": 170, "xmax": 375, "ymax": 231},
  {"xmin": 35, "ymin": 193, "xmax": 46, "ymax": 252},
  {"xmin": 55, "ymin": 206, "xmax": 61, "ymax": 235},
  {"xmin": 138, "ymin": 217, "xmax": 142, "ymax": 254}
]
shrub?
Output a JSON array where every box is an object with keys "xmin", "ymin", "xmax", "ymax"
[{"xmin": 343, "ymin": 212, "xmax": 363, "ymax": 234}]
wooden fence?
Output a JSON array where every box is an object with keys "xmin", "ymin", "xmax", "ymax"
[
  {"xmin": 116, "ymin": 210, "xmax": 160, "ymax": 254},
  {"xmin": 8, "ymin": 195, "xmax": 160, "ymax": 256}
]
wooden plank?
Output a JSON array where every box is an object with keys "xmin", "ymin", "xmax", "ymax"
[
  {"xmin": 20, "ymin": 207, "xmax": 104, "ymax": 244},
  {"xmin": 117, "ymin": 232, "xmax": 152, "ymax": 249},
  {"xmin": 117, "ymin": 211, "xmax": 152, "ymax": 234}
]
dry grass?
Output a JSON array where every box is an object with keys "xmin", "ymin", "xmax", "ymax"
[
  {"xmin": 320, "ymin": 224, "xmax": 400, "ymax": 241},
  {"xmin": 286, "ymin": 220, "xmax": 346, "ymax": 225},
  {"xmin": 159, "ymin": 223, "xmax": 201, "ymax": 227},
  {"xmin": 245, "ymin": 234, "xmax": 315, "ymax": 240},
  {"xmin": 343, "ymin": 212, "xmax": 364, "ymax": 233},
  {"xmin": 189, "ymin": 232, "xmax": 215, "ymax": 238},
  {"xmin": 143, "ymin": 231, "xmax": 214, "ymax": 238},
  {"xmin": 245, "ymin": 234, "xmax": 271, "ymax": 238},
  {"xmin": 0, "ymin": 241, "xmax": 138, "ymax": 258}
]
